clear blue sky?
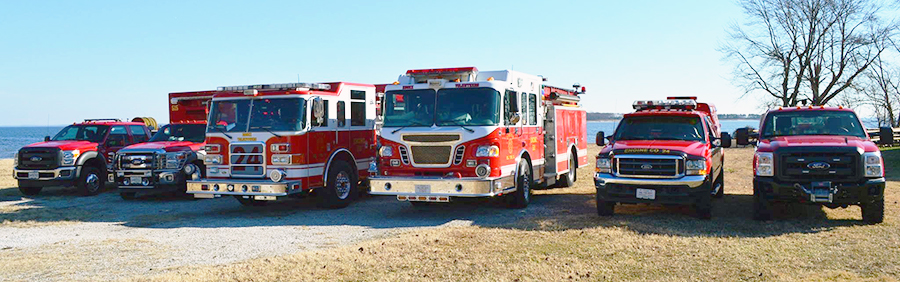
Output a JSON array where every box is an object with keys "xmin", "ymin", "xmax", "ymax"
[{"xmin": 0, "ymin": 0, "xmax": 751, "ymax": 126}]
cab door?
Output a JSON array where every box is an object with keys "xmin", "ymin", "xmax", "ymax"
[
  {"xmin": 705, "ymin": 117, "xmax": 724, "ymax": 179},
  {"xmin": 102, "ymin": 125, "xmax": 132, "ymax": 168}
]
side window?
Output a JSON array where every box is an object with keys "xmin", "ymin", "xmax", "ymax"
[
  {"xmin": 313, "ymin": 100, "xmax": 329, "ymax": 127},
  {"xmin": 337, "ymin": 101, "xmax": 346, "ymax": 127},
  {"xmin": 107, "ymin": 126, "xmax": 129, "ymax": 146},
  {"xmin": 504, "ymin": 90, "xmax": 518, "ymax": 125},
  {"xmin": 703, "ymin": 117, "xmax": 715, "ymax": 141},
  {"xmin": 529, "ymin": 94, "xmax": 537, "ymax": 125},
  {"xmin": 129, "ymin": 126, "xmax": 148, "ymax": 143},
  {"xmin": 521, "ymin": 93, "xmax": 528, "ymax": 122},
  {"xmin": 350, "ymin": 90, "xmax": 366, "ymax": 126}
]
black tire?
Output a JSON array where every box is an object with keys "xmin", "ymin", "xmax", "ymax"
[
  {"xmin": 558, "ymin": 154, "xmax": 576, "ymax": 187},
  {"xmin": 596, "ymin": 190, "xmax": 615, "ymax": 216},
  {"xmin": 507, "ymin": 161, "xmax": 533, "ymax": 209},
  {"xmin": 317, "ymin": 160, "xmax": 358, "ymax": 209},
  {"xmin": 712, "ymin": 169, "xmax": 725, "ymax": 199},
  {"xmin": 18, "ymin": 186, "xmax": 42, "ymax": 196},
  {"xmin": 234, "ymin": 195, "xmax": 268, "ymax": 206},
  {"xmin": 752, "ymin": 184, "xmax": 772, "ymax": 221},
  {"xmin": 120, "ymin": 192, "xmax": 137, "ymax": 200},
  {"xmin": 861, "ymin": 197, "xmax": 884, "ymax": 224},
  {"xmin": 694, "ymin": 181, "xmax": 713, "ymax": 220},
  {"xmin": 77, "ymin": 166, "xmax": 104, "ymax": 196}
]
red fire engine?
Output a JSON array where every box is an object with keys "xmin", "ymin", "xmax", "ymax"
[
  {"xmin": 186, "ymin": 82, "xmax": 379, "ymax": 208},
  {"xmin": 368, "ymin": 67, "xmax": 589, "ymax": 208}
]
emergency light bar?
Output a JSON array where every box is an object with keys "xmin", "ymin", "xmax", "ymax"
[
  {"xmin": 406, "ymin": 67, "xmax": 478, "ymax": 75},
  {"xmin": 633, "ymin": 99, "xmax": 698, "ymax": 110},
  {"xmin": 218, "ymin": 82, "xmax": 332, "ymax": 92},
  {"xmin": 406, "ymin": 67, "xmax": 478, "ymax": 83}
]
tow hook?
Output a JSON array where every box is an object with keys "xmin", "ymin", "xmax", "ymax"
[{"xmin": 794, "ymin": 183, "xmax": 836, "ymax": 203}]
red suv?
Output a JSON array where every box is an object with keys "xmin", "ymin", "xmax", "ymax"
[{"xmin": 14, "ymin": 119, "xmax": 153, "ymax": 196}]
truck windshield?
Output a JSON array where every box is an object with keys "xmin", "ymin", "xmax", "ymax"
[
  {"xmin": 383, "ymin": 88, "xmax": 501, "ymax": 127},
  {"xmin": 760, "ymin": 111, "xmax": 867, "ymax": 139},
  {"xmin": 614, "ymin": 116, "xmax": 706, "ymax": 142},
  {"xmin": 207, "ymin": 98, "xmax": 306, "ymax": 132},
  {"xmin": 150, "ymin": 124, "xmax": 206, "ymax": 143},
  {"xmin": 52, "ymin": 125, "xmax": 110, "ymax": 143}
]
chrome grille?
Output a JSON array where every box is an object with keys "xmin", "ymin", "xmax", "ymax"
[
  {"xmin": 230, "ymin": 143, "xmax": 265, "ymax": 177},
  {"xmin": 402, "ymin": 135, "xmax": 460, "ymax": 143},
  {"xmin": 615, "ymin": 156, "xmax": 681, "ymax": 178},
  {"xmin": 453, "ymin": 145, "xmax": 465, "ymax": 165},
  {"xmin": 18, "ymin": 148, "xmax": 60, "ymax": 170},
  {"xmin": 411, "ymin": 146, "xmax": 452, "ymax": 165},
  {"xmin": 119, "ymin": 153, "xmax": 155, "ymax": 170}
]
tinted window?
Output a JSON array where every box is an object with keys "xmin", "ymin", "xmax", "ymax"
[
  {"xmin": 208, "ymin": 100, "xmax": 251, "ymax": 132},
  {"xmin": 615, "ymin": 116, "xmax": 706, "ymax": 142},
  {"xmin": 52, "ymin": 125, "xmax": 109, "ymax": 143},
  {"xmin": 150, "ymin": 124, "xmax": 206, "ymax": 143},
  {"xmin": 351, "ymin": 101, "xmax": 366, "ymax": 126},
  {"xmin": 249, "ymin": 98, "xmax": 306, "ymax": 132},
  {"xmin": 760, "ymin": 111, "xmax": 867, "ymax": 138},
  {"xmin": 435, "ymin": 88, "xmax": 501, "ymax": 126},
  {"xmin": 337, "ymin": 101, "xmax": 346, "ymax": 127},
  {"xmin": 107, "ymin": 126, "xmax": 129, "ymax": 146},
  {"xmin": 351, "ymin": 90, "xmax": 366, "ymax": 100},
  {"xmin": 383, "ymin": 89, "xmax": 435, "ymax": 127},
  {"xmin": 129, "ymin": 126, "xmax": 148, "ymax": 143}
]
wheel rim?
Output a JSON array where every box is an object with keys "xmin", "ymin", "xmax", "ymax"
[
  {"xmin": 521, "ymin": 164, "xmax": 531, "ymax": 202},
  {"xmin": 86, "ymin": 173, "xmax": 100, "ymax": 192},
  {"xmin": 569, "ymin": 158, "xmax": 576, "ymax": 181},
  {"xmin": 335, "ymin": 171, "xmax": 351, "ymax": 200}
]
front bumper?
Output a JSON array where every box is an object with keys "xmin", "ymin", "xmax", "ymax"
[
  {"xmin": 14, "ymin": 167, "xmax": 79, "ymax": 187},
  {"xmin": 115, "ymin": 169, "xmax": 185, "ymax": 191},
  {"xmin": 754, "ymin": 177, "xmax": 885, "ymax": 205},
  {"xmin": 186, "ymin": 179, "xmax": 303, "ymax": 200},
  {"xmin": 369, "ymin": 175, "xmax": 515, "ymax": 201},
  {"xmin": 594, "ymin": 173, "xmax": 709, "ymax": 204}
]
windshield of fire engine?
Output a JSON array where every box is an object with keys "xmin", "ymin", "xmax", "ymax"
[
  {"xmin": 614, "ymin": 116, "xmax": 707, "ymax": 142},
  {"xmin": 760, "ymin": 111, "xmax": 866, "ymax": 139},
  {"xmin": 52, "ymin": 125, "xmax": 110, "ymax": 143},
  {"xmin": 383, "ymin": 88, "xmax": 500, "ymax": 127},
  {"xmin": 207, "ymin": 98, "xmax": 306, "ymax": 132},
  {"xmin": 150, "ymin": 124, "xmax": 206, "ymax": 143}
]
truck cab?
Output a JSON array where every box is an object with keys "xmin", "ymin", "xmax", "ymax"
[
  {"xmin": 14, "ymin": 119, "xmax": 154, "ymax": 196},
  {"xmin": 594, "ymin": 97, "xmax": 731, "ymax": 219},
  {"xmin": 114, "ymin": 91, "xmax": 212, "ymax": 199},
  {"xmin": 752, "ymin": 106, "xmax": 885, "ymax": 223}
]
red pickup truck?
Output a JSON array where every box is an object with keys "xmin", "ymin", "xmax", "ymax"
[{"xmin": 14, "ymin": 119, "xmax": 154, "ymax": 196}]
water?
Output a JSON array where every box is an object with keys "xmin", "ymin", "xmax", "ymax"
[
  {"xmin": 587, "ymin": 120, "xmax": 760, "ymax": 143},
  {"xmin": 0, "ymin": 126, "xmax": 64, "ymax": 159}
]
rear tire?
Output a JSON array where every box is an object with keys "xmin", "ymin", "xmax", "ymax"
[
  {"xmin": 77, "ymin": 166, "xmax": 104, "ymax": 196},
  {"xmin": 596, "ymin": 190, "xmax": 615, "ymax": 216},
  {"xmin": 752, "ymin": 184, "xmax": 772, "ymax": 221},
  {"xmin": 861, "ymin": 197, "xmax": 884, "ymax": 224},
  {"xmin": 507, "ymin": 161, "xmax": 532, "ymax": 209},
  {"xmin": 317, "ymin": 160, "xmax": 358, "ymax": 209},
  {"xmin": 234, "ymin": 196, "xmax": 268, "ymax": 206},
  {"xmin": 558, "ymin": 154, "xmax": 577, "ymax": 187},
  {"xmin": 18, "ymin": 186, "xmax": 42, "ymax": 196}
]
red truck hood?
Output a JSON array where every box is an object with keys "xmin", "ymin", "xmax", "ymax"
[
  {"xmin": 758, "ymin": 135, "xmax": 877, "ymax": 153},
  {"xmin": 605, "ymin": 140, "xmax": 709, "ymax": 157},
  {"xmin": 122, "ymin": 141, "xmax": 205, "ymax": 152},
  {"xmin": 23, "ymin": 140, "xmax": 97, "ymax": 151}
]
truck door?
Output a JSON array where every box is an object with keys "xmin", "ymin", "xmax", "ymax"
[
  {"xmin": 103, "ymin": 125, "xmax": 132, "ymax": 166},
  {"xmin": 348, "ymin": 89, "xmax": 373, "ymax": 173},
  {"xmin": 705, "ymin": 117, "xmax": 724, "ymax": 178}
]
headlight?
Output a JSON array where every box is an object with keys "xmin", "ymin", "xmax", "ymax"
[
  {"xmin": 755, "ymin": 152, "xmax": 774, "ymax": 177},
  {"xmin": 864, "ymin": 152, "xmax": 884, "ymax": 178},
  {"xmin": 475, "ymin": 145, "xmax": 500, "ymax": 157},
  {"xmin": 205, "ymin": 154, "xmax": 222, "ymax": 165},
  {"xmin": 685, "ymin": 159, "xmax": 708, "ymax": 176},
  {"xmin": 379, "ymin": 146, "xmax": 393, "ymax": 157},
  {"xmin": 596, "ymin": 157, "xmax": 611, "ymax": 173},
  {"xmin": 165, "ymin": 152, "xmax": 187, "ymax": 169},
  {"xmin": 272, "ymin": 154, "xmax": 292, "ymax": 165},
  {"xmin": 13, "ymin": 152, "xmax": 18, "ymax": 167},
  {"xmin": 61, "ymin": 150, "xmax": 80, "ymax": 166}
]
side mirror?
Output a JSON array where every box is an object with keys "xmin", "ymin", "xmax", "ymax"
[
  {"xmin": 509, "ymin": 113, "xmax": 521, "ymax": 125},
  {"xmin": 596, "ymin": 131, "xmax": 606, "ymax": 146},
  {"xmin": 312, "ymin": 97, "xmax": 325, "ymax": 123},
  {"xmin": 44, "ymin": 136, "xmax": 51, "ymax": 142},
  {"xmin": 721, "ymin": 132, "xmax": 732, "ymax": 148}
]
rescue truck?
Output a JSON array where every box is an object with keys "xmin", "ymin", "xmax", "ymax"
[
  {"xmin": 368, "ymin": 67, "xmax": 589, "ymax": 208},
  {"xmin": 114, "ymin": 91, "xmax": 213, "ymax": 199},
  {"xmin": 594, "ymin": 97, "xmax": 731, "ymax": 219},
  {"xmin": 186, "ymin": 82, "xmax": 379, "ymax": 208},
  {"xmin": 751, "ymin": 106, "xmax": 885, "ymax": 223},
  {"xmin": 14, "ymin": 119, "xmax": 155, "ymax": 196}
]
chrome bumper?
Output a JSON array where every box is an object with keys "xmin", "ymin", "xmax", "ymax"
[
  {"xmin": 13, "ymin": 167, "xmax": 77, "ymax": 181},
  {"xmin": 115, "ymin": 169, "xmax": 184, "ymax": 189},
  {"xmin": 186, "ymin": 179, "xmax": 302, "ymax": 200},
  {"xmin": 368, "ymin": 175, "xmax": 515, "ymax": 200},
  {"xmin": 594, "ymin": 173, "xmax": 707, "ymax": 188}
]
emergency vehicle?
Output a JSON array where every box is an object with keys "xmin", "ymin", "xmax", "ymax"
[
  {"xmin": 114, "ymin": 91, "xmax": 212, "ymax": 199},
  {"xmin": 186, "ymin": 82, "xmax": 379, "ymax": 208},
  {"xmin": 594, "ymin": 97, "xmax": 731, "ymax": 219},
  {"xmin": 368, "ymin": 67, "xmax": 589, "ymax": 208}
]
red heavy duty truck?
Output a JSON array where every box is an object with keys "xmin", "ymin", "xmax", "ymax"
[
  {"xmin": 114, "ymin": 91, "xmax": 213, "ymax": 199},
  {"xmin": 14, "ymin": 119, "xmax": 156, "ymax": 196},
  {"xmin": 593, "ymin": 97, "xmax": 731, "ymax": 219},
  {"xmin": 186, "ymin": 82, "xmax": 380, "ymax": 208},
  {"xmin": 368, "ymin": 67, "xmax": 589, "ymax": 208}
]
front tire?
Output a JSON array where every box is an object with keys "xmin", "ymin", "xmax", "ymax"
[
  {"xmin": 18, "ymin": 186, "xmax": 42, "ymax": 196},
  {"xmin": 317, "ymin": 160, "xmax": 357, "ymax": 209},
  {"xmin": 596, "ymin": 190, "xmax": 615, "ymax": 216},
  {"xmin": 507, "ymin": 161, "xmax": 533, "ymax": 209},
  {"xmin": 752, "ymin": 184, "xmax": 772, "ymax": 221},
  {"xmin": 77, "ymin": 166, "xmax": 104, "ymax": 196},
  {"xmin": 694, "ymin": 181, "xmax": 712, "ymax": 220},
  {"xmin": 861, "ymin": 197, "xmax": 884, "ymax": 224}
]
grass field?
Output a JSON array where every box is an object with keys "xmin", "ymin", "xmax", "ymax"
[{"xmin": 132, "ymin": 146, "xmax": 900, "ymax": 281}]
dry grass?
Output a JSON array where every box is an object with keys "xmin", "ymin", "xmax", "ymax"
[
  {"xmin": 135, "ymin": 146, "xmax": 900, "ymax": 282},
  {"xmin": 1, "ymin": 238, "xmax": 171, "ymax": 281},
  {"xmin": 0, "ymin": 159, "xmax": 97, "ymax": 227}
]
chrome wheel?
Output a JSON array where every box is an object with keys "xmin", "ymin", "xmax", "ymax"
[
  {"xmin": 85, "ymin": 173, "xmax": 100, "ymax": 193},
  {"xmin": 335, "ymin": 171, "xmax": 351, "ymax": 200}
]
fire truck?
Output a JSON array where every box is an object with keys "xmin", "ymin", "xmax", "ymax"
[
  {"xmin": 186, "ymin": 82, "xmax": 379, "ymax": 208},
  {"xmin": 114, "ymin": 91, "xmax": 213, "ymax": 199},
  {"xmin": 368, "ymin": 67, "xmax": 589, "ymax": 208}
]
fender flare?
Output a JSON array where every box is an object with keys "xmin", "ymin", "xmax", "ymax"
[
  {"xmin": 323, "ymin": 148, "xmax": 357, "ymax": 187},
  {"xmin": 513, "ymin": 148, "xmax": 532, "ymax": 182}
]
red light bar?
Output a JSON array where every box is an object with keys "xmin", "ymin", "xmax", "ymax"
[
  {"xmin": 667, "ymin": 96, "xmax": 697, "ymax": 100},
  {"xmin": 406, "ymin": 67, "xmax": 478, "ymax": 75}
]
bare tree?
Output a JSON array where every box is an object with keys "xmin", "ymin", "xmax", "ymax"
[
  {"xmin": 723, "ymin": 0, "xmax": 897, "ymax": 107},
  {"xmin": 862, "ymin": 50, "xmax": 900, "ymax": 127}
]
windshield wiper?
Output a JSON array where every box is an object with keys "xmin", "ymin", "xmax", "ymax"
[
  {"xmin": 212, "ymin": 126, "xmax": 232, "ymax": 139},
  {"xmin": 391, "ymin": 122, "xmax": 430, "ymax": 134},
  {"xmin": 439, "ymin": 122, "xmax": 475, "ymax": 133},
  {"xmin": 256, "ymin": 127, "xmax": 282, "ymax": 138}
]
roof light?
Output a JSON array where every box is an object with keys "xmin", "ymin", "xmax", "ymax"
[
  {"xmin": 487, "ymin": 77, "xmax": 494, "ymax": 81},
  {"xmin": 406, "ymin": 67, "xmax": 478, "ymax": 75},
  {"xmin": 392, "ymin": 81, "xmax": 400, "ymax": 85},
  {"xmin": 667, "ymin": 96, "xmax": 697, "ymax": 100},
  {"xmin": 633, "ymin": 99, "xmax": 698, "ymax": 111},
  {"xmin": 218, "ymin": 82, "xmax": 331, "ymax": 92}
]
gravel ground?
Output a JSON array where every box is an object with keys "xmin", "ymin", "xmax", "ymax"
[{"xmin": 0, "ymin": 158, "xmax": 580, "ymax": 281}]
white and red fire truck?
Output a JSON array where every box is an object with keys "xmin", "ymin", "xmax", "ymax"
[
  {"xmin": 186, "ymin": 82, "xmax": 379, "ymax": 208},
  {"xmin": 368, "ymin": 67, "xmax": 589, "ymax": 208}
]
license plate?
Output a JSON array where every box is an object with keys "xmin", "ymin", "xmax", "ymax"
[
  {"xmin": 636, "ymin": 188, "xmax": 656, "ymax": 200},
  {"xmin": 812, "ymin": 181, "xmax": 832, "ymax": 189},
  {"xmin": 130, "ymin": 176, "xmax": 143, "ymax": 185},
  {"xmin": 28, "ymin": 172, "xmax": 39, "ymax": 180},
  {"xmin": 414, "ymin": 184, "xmax": 431, "ymax": 194}
]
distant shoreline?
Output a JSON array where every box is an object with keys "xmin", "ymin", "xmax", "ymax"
[{"xmin": 587, "ymin": 118, "xmax": 760, "ymax": 122}]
